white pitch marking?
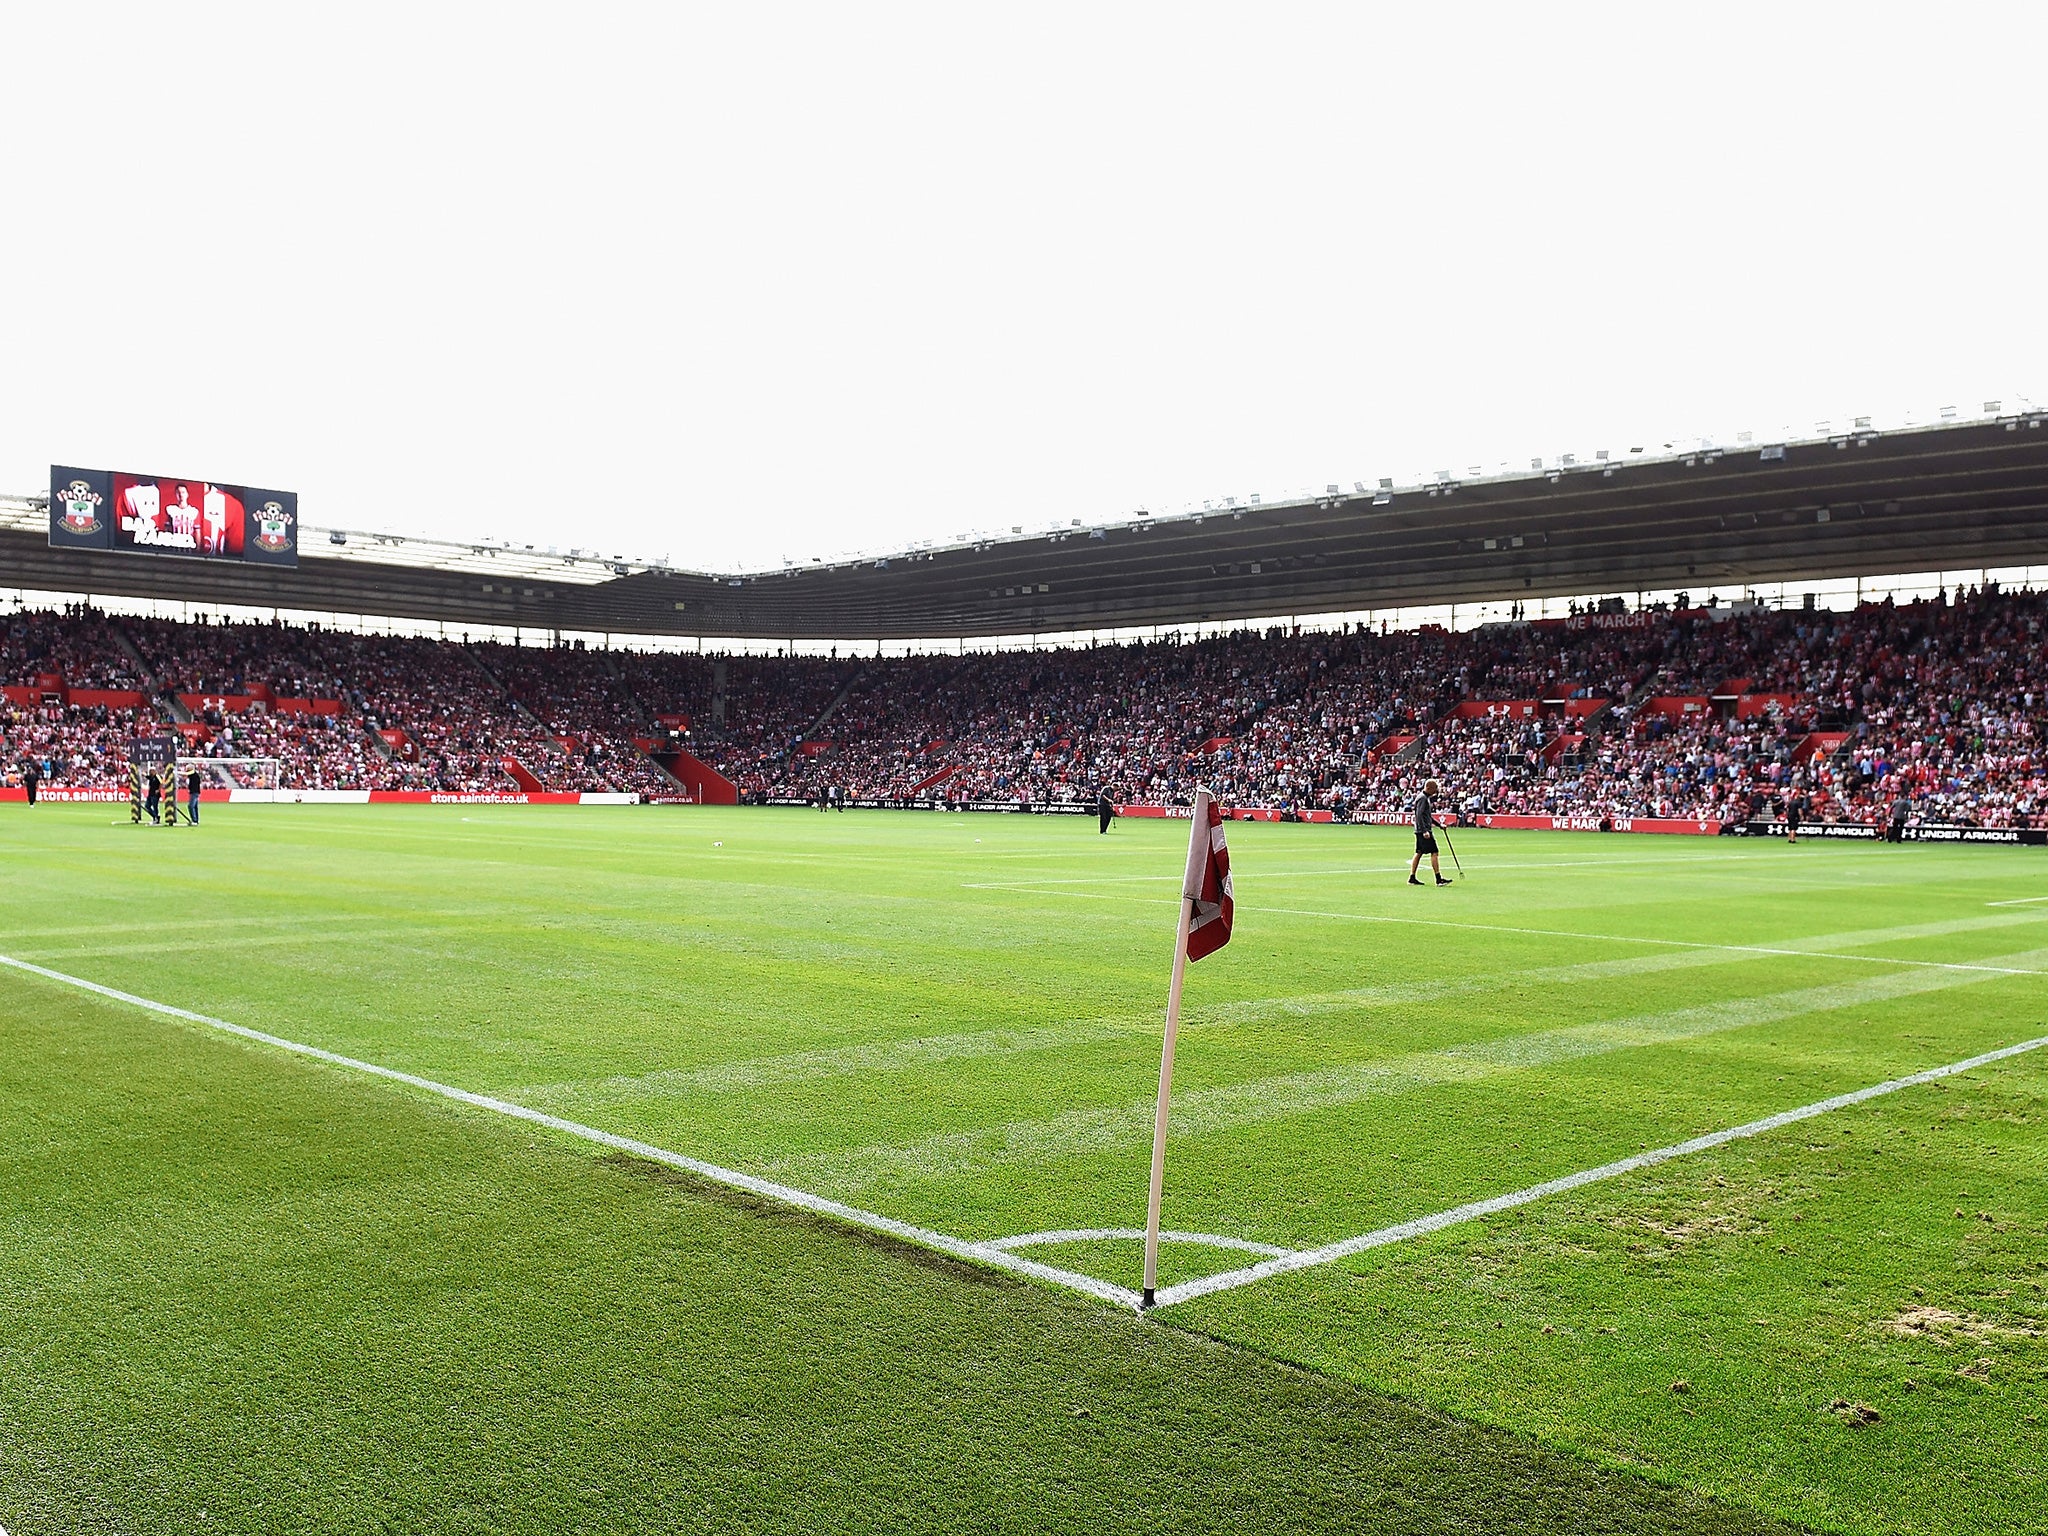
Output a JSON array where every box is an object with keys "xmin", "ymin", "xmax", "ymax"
[
  {"xmin": 1148, "ymin": 1034, "xmax": 2048, "ymax": 1310},
  {"xmin": 1987, "ymin": 894, "xmax": 2048, "ymax": 907},
  {"xmin": 14, "ymin": 951, "xmax": 2042, "ymax": 1321},
  {"xmin": 988, "ymin": 1228, "xmax": 1296, "ymax": 1258},
  {"xmin": 0, "ymin": 952, "xmax": 1144, "ymax": 1311}
]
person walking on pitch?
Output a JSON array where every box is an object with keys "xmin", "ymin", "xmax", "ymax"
[{"xmin": 1408, "ymin": 777, "xmax": 1452, "ymax": 886}]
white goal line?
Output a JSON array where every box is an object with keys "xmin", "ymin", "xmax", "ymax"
[
  {"xmin": 5, "ymin": 949, "xmax": 2040, "ymax": 1318},
  {"xmin": 1147, "ymin": 1033, "xmax": 2048, "ymax": 1309}
]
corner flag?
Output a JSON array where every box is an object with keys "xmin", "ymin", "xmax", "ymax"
[
  {"xmin": 1142, "ymin": 786, "xmax": 1233, "ymax": 1307},
  {"xmin": 1184, "ymin": 794, "xmax": 1234, "ymax": 962}
]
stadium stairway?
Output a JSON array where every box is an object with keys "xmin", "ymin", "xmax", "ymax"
[
  {"xmin": 659, "ymin": 748, "xmax": 737, "ymax": 805},
  {"xmin": 589, "ymin": 652, "xmax": 691, "ymax": 793},
  {"xmin": 111, "ymin": 622, "xmax": 192, "ymax": 723},
  {"xmin": 500, "ymin": 756, "xmax": 546, "ymax": 792},
  {"xmin": 800, "ymin": 663, "xmax": 866, "ymax": 743},
  {"xmin": 907, "ymin": 763, "xmax": 961, "ymax": 795}
]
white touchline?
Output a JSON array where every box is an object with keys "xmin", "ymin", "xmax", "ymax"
[
  {"xmin": 1147, "ymin": 1034, "xmax": 2048, "ymax": 1310},
  {"xmin": 0, "ymin": 953, "xmax": 1143, "ymax": 1311}
]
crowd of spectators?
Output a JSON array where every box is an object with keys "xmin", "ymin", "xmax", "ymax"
[
  {"xmin": 1, "ymin": 605, "xmax": 142, "ymax": 690},
  {"xmin": 5, "ymin": 587, "xmax": 2045, "ymax": 826},
  {"xmin": 1, "ymin": 699, "xmax": 154, "ymax": 786}
]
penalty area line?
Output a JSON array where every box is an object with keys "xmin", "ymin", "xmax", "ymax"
[
  {"xmin": 1149, "ymin": 1033, "xmax": 2048, "ymax": 1310},
  {"xmin": 0, "ymin": 952, "xmax": 1145, "ymax": 1311}
]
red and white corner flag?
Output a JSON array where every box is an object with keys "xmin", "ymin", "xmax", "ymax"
[
  {"xmin": 1183, "ymin": 793, "xmax": 1234, "ymax": 962},
  {"xmin": 1142, "ymin": 786, "xmax": 1233, "ymax": 1307}
]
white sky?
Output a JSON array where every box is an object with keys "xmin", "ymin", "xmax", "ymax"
[{"xmin": 4, "ymin": 4, "xmax": 2043, "ymax": 575}]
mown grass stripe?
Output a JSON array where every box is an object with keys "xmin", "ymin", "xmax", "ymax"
[{"xmin": 771, "ymin": 948, "xmax": 2048, "ymax": 1193}]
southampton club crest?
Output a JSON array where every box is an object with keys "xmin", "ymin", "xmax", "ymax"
[
  {"xmin": 254, "ymin": 500, "xmax": 294, "ymax": 553},
  {"xmin": 58, "ymin": 478, "xmax": 102, "ymax": 535}
]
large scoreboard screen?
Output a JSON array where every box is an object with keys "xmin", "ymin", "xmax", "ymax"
[{"xmin": 50, "ymin": 464, "xmax": 297, "ymax": 568}]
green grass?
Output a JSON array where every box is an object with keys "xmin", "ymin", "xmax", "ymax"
[{"xmin": 3, "ymin": 803, "xmax": 2044, "ymax": 1534}]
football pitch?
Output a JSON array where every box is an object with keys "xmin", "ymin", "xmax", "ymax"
[{"xmin": 3, "ymin": 804, "xmax": 2044, "ymax": 1535}]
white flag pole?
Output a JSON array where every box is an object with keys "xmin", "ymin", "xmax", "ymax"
[{"xmin": 1142, "ymin": 785, "xmax": 1213, "ymax": 1309}]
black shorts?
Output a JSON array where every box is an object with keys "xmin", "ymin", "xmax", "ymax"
[{"xmin": 1415, "ymin": 831, "xmax": 1438, "ymax": 855}]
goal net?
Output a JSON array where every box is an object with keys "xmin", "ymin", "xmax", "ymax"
[{"xmin": 177, "ymin": 756, "xmax": 283, "ymax": 802}]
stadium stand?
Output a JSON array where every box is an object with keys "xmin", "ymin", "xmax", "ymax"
[{"xmin": 3, "ymin": 587, "xmax": 2043, "ymax": 825}]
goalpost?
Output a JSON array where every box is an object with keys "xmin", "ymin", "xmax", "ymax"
[{"xmin": 177, "ymin": 756, "xmax": 284, "ymax": 806}]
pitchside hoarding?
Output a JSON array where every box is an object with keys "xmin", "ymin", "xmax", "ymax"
[{"xmin": 50, "ymin": 465, "xmax": 297, "ymax": 568}]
